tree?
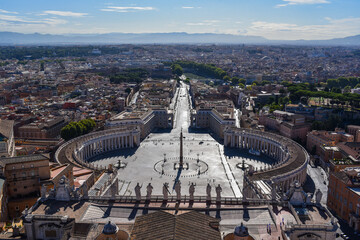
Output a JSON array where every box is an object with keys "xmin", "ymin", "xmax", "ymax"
[
  {"xmin": 109, "ymin": 68, "xmax": 149, "ymax": 84},
  {"xmin": 327, "ymin": 79, "xmax": 339, "ymax": 89},
  {"xmin": 125, "ymin": 87, "xmax": 132, "ymax": 95},
  {"xmin": 61, "ymin": 119, "xmax": 96, "ymax": 141},
  {"xmin": 309, "ymin": 83, "xmax": 316, "ymax": 91},
  {"xmin": 312, "ymin": 121, "xmax": 324, "ymax": 130},
  {"xmin": 281, "ymin": 81, "xmax": 291, "ymax": 87},
  {"xmin": 171, "ymin": 64, "xmax": 183, "ymax": 76},
  {"xmin": 280, "ymin": 96, "xmax": 289, "ymax": 105},
  {"xmin": 331, "ymin": 87, "xmax": 341, "ymax": 93},
  {"xmin": 231, "ymin": 77, "xmax": 239, "ymax": 85},
  {"xmin": 344, "ymin": 86, "xmax": 351, "ymax": 93},
  {"xmin": 238, "ymin": 83, "xmax": 245, "ymax": 89},
  {"xmin": 239, "ymin": 78, "xmax": 246, "ymax": 85},
  {"xmin": 268, "ymin": 96, "xmax": 275, "ymax": 105},
  {"xmin": 171, "ymin": 60, "xmax": 227, "ymax": 79},
  {"xmin": 349, "ymin": 77, "xmax": 359, "ymax": 88},
  {"xmin": 40, "ymin": 61, "xmax": 45, "ymax": 71},
  {"xmin": 338, "ymin": 77, "xmax": 350, "ymax": 88},
  {"xmin": 300, "ymin": 96, "xmax": 308, "ymax": 105},
  {"xmin": 261, "ymin": 80, "xmax": 271, "ymax": 86},
  {"xmin": 223, "ymin": 75, "xmax": 231, "ymax": 82}
]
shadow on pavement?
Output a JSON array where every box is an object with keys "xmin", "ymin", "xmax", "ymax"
[
  {"xmin": 223, "ymin": 147, "xmax": 274, "ymax": 165},
  {"xmin": 302, "ymin": 175, "xmax": 316, "ymax": 193},
  {"xmin": 88, "ymin": 147, "xmax": 139, "ymax": 162}
]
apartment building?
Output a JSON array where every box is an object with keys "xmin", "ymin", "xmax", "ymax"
[
  {"xmin": 259, "ymin": 110, "xmax": 310, "ymax": 144},
  {"xmin": 17, "ymin": 117, "xmax": 67, "ymax": 140},
  {"xmin": 327, "ymin": 167, "xmax": 360, "ymax": 232},
  {"xmin": 105, "ymin": 109, "xmax": 173, "ymax": 139},
  {"xmin": 0, "ymin": 154, "xmax": 50, "ymax": 219},
  {"xmin": 307, "ymin": 130, "xmax": 354, "ymax": 155},
  {"xmin": 347, "ymin": 125, "xmax": 360, "ymax": 142},
  {"xmin": 191, "ymin": 108, "xmax": 235, "ymax": 139}
]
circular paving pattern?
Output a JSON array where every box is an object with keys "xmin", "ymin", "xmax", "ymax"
[{"xmin": 154, "ymin": 157, "xmax": 209, "ymax": 178}]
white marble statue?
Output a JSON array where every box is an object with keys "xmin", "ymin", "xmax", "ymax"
[
  {"xmin": 163, "ymin": 183, "xmax": 169, "ymax": 201},
  {"xmin": 315, "ymin": 189, "xmax": 323, "ymax": 205},
  {"xmin": 41, "ymin": 184, "xmax": 47, "ymax": 199},
  {"xmin": 82, "ymin": 182, "xmax": 88, "ymax": 198},
  {"xmin": 146, "ymin": 183, "xmax": 153, "ymax": 200},
  {"xmin": 271, "ymin": 183, "xmax": 277, "ymax": 201},
  {"xmin": 206, "ymin": 183, "xmax": 212, "ymax": 201},
  {"xmin": 216, "ymin": 184, "xmax": 222, "ymax": 202},
  {"xmin": 175, "ymin": 181, "xmax": 181, "ymax": 201},
  {"xmin": 135, "ymin": 183, "xmax": 142, "ymax": 201},
  {"xmin": 189, "ymin": 183, "xmax": 195, "ymax": 201},
  {"xmin": 55, "ymin": 175, "xmax": 71, "ymax": 201}
]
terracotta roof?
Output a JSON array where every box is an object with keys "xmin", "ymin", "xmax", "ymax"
[
  {"xmin": 71, "ymin": 223, "xmax": 93, "ymax": 238},
  {"xmin": 337, "ymin": 142, "xmax": 360, "ymax": 160},
  {"xmin": 31, "ymin": 199, "xmax": 89, "ymax": 219},
  {"xmin": 50, "ymin": 165, "xmax": 68, "ymax": 178},
  {"xmin": 0, "ymin": 119, "xmax": 14, "ymax": 138},
  {"xmin": 74, "ymin": 173, "xmax": 92, "ymax": 187},
  {"xmin": 332, "ymin": 171, "xmax": 350, "ymax": 183},
  {"xmin": 0, "ymin": 154, "xmax": 48, "ymax": 166},
  {"xmin": 175, "ymin": 211, "xmax": 221, "ymax": 240},
  {"xmin": 130, "ymin": 211, "xmax": 221, "ymax": 240},
  {"xmin": 73, "ymin": 167, "xmax": 93, "ymax": 176},
  {"xmin": 130, "ymin": 211, "xmax": 174, "ymax": 240}
]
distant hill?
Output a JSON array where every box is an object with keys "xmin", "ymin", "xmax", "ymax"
[{"xmin": 0, "ymin": 31, "xmax": 359, "ymax": 46}]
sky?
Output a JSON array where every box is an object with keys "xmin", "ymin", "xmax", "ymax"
[{"xmin": 0, "ymin": 0, "xmax": 360, "ymax": 40}]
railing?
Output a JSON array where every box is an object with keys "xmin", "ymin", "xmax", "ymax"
[
  {"xmin": 269, "ymin": 141, "xmax": 309, "ymax": 182},
  {"xmin": 87, "ymin": 195, "xmax": 281, "ymax": 206}
]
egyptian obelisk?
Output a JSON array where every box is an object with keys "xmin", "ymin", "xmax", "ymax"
[{"xmin": 180, "ymin": 128, "xmax": 183, "ymax": 166}]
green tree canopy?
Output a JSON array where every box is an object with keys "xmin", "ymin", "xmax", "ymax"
[
  {"xmin": 61, "ymin": 118, "xmax": 96, "ymax": 141},
  {"xmin": 171, "ymin": 63, "xmax": 183, "ymax": 76}
]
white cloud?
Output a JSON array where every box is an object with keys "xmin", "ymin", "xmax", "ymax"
[
  {"xmin": 247, "ymin": 17, "xmax": 360, "ymax": 40},
  {"xmin": 42, "ymin": 11, "xmax": 88, "ymax": 17},
  {"xmin": 187, "ymin": 20, "xmax": 220, "ymax": 26},
  {"xmin": 0, "ymin": 14, "xmax": 29, "ymax": 23},
  {"xmin": 0, "ymin": 9, "xmax": 18, "ymax": 14},
  {"xmin": 101, "ymin": 6, "xmax": 155, "ymax": 13},
  {"xmin": 182, "ymin": 7, "xmax": 194, "ymax": 9},
  {"xmin": 0, "ymin": 14, "xmax": 68, "ymax": 25},
  {"xmin": 276, "ymin": 0, "xmax": 330, "ymax": 7}
]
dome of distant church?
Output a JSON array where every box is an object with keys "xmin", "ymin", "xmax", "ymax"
[
  {"xmin": 103, "ymin": 221, "xmax": 118, "ymax": 235},
  {"xmin": 234, "ymin": 222, "xmax": 249, "ymax": 237}
]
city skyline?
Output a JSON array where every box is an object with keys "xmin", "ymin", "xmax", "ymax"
[{"xmin": 0, "ymin": 0, "xmax": 360, "ymax": 40}]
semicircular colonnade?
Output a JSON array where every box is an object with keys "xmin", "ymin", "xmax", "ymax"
[{"xmin": 224, "ymin": 127, "xmax": 309, "ymax": 191}]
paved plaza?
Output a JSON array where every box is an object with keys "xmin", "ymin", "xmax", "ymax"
[{"xmin": 89, "ymin": 83, "xmax": 273, "ymax": 198}]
